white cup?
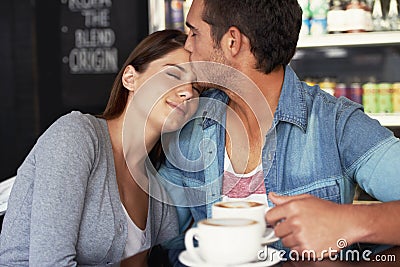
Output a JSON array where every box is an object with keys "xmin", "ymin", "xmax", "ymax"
[
  {"xmin": 211, "ymin": 200, "xmax": 274, "ymax": 240},
  {"xmin": 184, "ymin": 218, "xmax": 263, "ymax": 265}
]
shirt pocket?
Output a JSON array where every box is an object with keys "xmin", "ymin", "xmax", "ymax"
[{"xmin": 280, "ymin": 177, "xmax": 341, "ymax": 204}]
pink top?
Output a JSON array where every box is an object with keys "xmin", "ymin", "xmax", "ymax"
[{"xmin": 222, "ymin": 150, "xmax": 267, "ymax": 204}]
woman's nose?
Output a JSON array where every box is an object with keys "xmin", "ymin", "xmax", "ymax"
[{"xmin": 177, "ymin": 85, "xmax": 194, "ymax": 100}]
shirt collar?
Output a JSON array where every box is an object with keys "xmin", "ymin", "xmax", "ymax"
[
  {"xmin": 198, "ymin": 65, "xmax": 308, "ymax": 132},
  {"xmin": 197, "ymin": 89, "xmax": 229, "ymax": 129},
  {"xmin": 274, "ymin": 65, "xmax": 308, "ymax": 132}
]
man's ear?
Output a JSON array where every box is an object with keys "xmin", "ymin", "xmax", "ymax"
[
  {"xmin": 224, "ymin": 26, "xmax": 243, "ymax": 57},
  {"xmin": 122, "ymin": 65, "xmax": 138, "ymax": 91}
]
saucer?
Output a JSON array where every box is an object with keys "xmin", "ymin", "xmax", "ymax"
[
  {"xmin": 178, "ymin": 247, "xmax": 282, "ymax": 267},
  {"xmin": 262, "ymin": 228, "xmax": 280, "ymax": 244}
]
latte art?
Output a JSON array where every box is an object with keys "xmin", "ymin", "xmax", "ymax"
[
  {"xmin": 215, "ymin": 201, "xmax": 263, "ymax": 208},
  {"xmin": 202, "ymin": 218, "xmax": 258, "ymax": 227}
]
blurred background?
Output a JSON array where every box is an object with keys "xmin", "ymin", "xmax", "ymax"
[
  {"xmin": 0, "ymin": 0, "xmax": 151, "ymax": 181},
  {"xmin": 0, "ymin": 0, "xmax": 399, "ymax": 184}
]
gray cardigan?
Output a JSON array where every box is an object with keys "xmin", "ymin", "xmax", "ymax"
[{"xmin": 0, "ymin": 111, "xmax": 178, "ymax": 266}]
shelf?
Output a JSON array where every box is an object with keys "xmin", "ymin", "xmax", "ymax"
[
  {"xmin": 297, "ymin": 31, "xmax": 400, "ymax": 48},
  {"xmin": 367, "ymin": 113, "xmax": 400, "ymax": 127},
  {"xmin": 295, "ymin": 31, "xmax": 400, "ymax": 126}
]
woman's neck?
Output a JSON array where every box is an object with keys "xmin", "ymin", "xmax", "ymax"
[
  {"xmin": 107, "ymin": 112, "xmax": 155, "ymax": 230},
  {"xmin": 107, "ymin": 112, "xmax": 159, "ymax": 166}
]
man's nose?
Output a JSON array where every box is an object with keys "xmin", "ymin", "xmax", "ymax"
[{"xmin": 184, "ymin": 36, "xmax": 193, "ymax": 53}]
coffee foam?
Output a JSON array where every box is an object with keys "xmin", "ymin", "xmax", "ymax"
[
  {"xmin": 201, "ymin": 218, "xmax": 257, "ymax": 227},
  {"xmin": 214, "ymin": 201, "xmax": 263, "ymax": 209}
]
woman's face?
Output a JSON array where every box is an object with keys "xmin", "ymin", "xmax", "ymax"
[{"xmin": 128, "ymin": 48, "xmax": 199, "ymax": 133}]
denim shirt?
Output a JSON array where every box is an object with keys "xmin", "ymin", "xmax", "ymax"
[{"xmin": 158, "ymin": 65, "xmax": 400, "ymax": 250}]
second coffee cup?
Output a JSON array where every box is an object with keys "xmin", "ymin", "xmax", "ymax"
[
  {"xmin": 184, "ymin": 218, "xmax": 263, "ymax": 265},
  {"xmin": 212, "ymin": 200, "xmax": 275, "ymax": 241}
]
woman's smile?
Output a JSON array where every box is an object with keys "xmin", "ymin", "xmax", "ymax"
[{"xmin": 166, "ymin": 99, "xmax": 188, "ymax": 116}]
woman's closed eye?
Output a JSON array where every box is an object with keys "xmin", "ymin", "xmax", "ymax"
[
  {"xmin": 164, "ymin": 64, "xmax": 196, "ymax": 87},
  {"xmin": 166, "ymin": 70, "xmax": 182, "ymax": 80},
  {"xmin": 165, "ymin": 64, "xmax": 187, "ymax": 81}
]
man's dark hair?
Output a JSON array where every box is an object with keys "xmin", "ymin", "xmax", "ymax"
[{"xmin": 202, "ymin": 0, "xmax": 302, "ymax": 74}]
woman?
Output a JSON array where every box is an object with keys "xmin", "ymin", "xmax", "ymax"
[{"xmin": 0, "ymin": 29, "xmax": 199, "ymax": 266}]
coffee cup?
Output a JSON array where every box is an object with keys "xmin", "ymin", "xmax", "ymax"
[
  {"xmin": 184, "ymin": 218, "xmax": 264, "ymax": 265},
  {"xmin": 212, "ymin": 200, "xmax": 275, "ymax": 241}
]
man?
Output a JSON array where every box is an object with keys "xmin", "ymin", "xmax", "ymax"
[{"xmin": 158, "ymin": 0, "xmax": 400, "ymax": 264}]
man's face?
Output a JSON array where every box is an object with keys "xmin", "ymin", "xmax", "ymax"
[{"xmin": 184, "ymin": 0, "xmax": 228, "ymax": 65}]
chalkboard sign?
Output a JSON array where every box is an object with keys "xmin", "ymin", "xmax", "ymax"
[{"xmin": 59, "ymin": 0, "xmax": 148, "ymax": 110}]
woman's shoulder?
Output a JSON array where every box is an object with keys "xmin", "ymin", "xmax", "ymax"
[
  {"xmin": 55, "ymin": 110, "xmax": 102, "ymax": 128},
  {"xmin": 36, "ymin": 111, "xmax": 107, "ymax": 150},
  {"xmin": 48, "ymin": 111, "xmax": 105, "ymax": 136}
]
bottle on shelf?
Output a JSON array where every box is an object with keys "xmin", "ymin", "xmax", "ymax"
[
  {"xmin": 377, "ymin": 82, "xmax": 393, "ymax": 113},
  {"xmin": 327, "ymin": 0, "xmax": 347, "ymax": 33},
  {"xmin": 304, "ymin": 76, "xmax": 318, "ymax": 86},
  {"xmin": 387, "ymin": 0, "xmax": 400, "ymax": 31},
  {"xmin": 345, "ymin": 0, "xmax": 372, "ymax": 32},
  {"xmin": 334, "ymin": 82, "xmax": 348, "ymax": 98},
  {"xmin": 393, "ymin": 82, "xmax": 400, "ymax": 113},
  {"xmin": 361, "ymin": 0, "xmax": 374, "ymax": 31},
  {"xmin": 298, "ymin": 0, "xmax": 312, "ymax": 35},
  {"xmin": 372, "ymin": 0, "xmax": 387, "ymax": 31},
  {"xmin": 309, "ymin": 0, "xmax": 329, "ymax": 35},
  {"xmin": 349, "ymin": 77, "xmax": 363, "ymax": 103},
  {"xmin": 165, "ymin": 0, "xmax": 185, "ymax": 31},
  {"xmin": 319, "ymin": 77, "xmax": 336, "ymax": 95},
  {"xmin": 362, "ymin": 77, "xmax": 378, "ymax": 113}
]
